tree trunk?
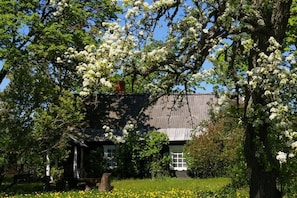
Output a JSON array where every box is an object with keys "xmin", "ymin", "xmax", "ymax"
[
  {"xmin": 244, "ymin": 123, "xmax": 281, "ymax": 198},
  {"xmin": 243, "ymin": 1, "xmax": 292, "ymax": 197},
  {"xmin": 250, "ymin": 167, "xmax": 281, "ymax": 198}
]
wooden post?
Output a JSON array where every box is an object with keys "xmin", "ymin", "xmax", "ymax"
[
  {"xmin": 98, "ymin": 173, "xmax": 113, "ymax": 192},
  {"xmin": 46, "ymin": 154, "xmax": 50, "ymax": 178},
  {"xmin": 73, "ymin": 145, "xmax": 79, "ymax": 179},
  {"xmin": 44, "ymin": 153, "xmax": 51, "ymax": 191}
]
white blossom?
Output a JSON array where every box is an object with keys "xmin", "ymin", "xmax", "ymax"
[
  {"xmin": 217, "ymin": 94, "xmax": 228, "ymax": 106},
  {"xmin": 276, "ymin": 151, "xmax": 287, "ymax": 164},
  {"xmin": 291, "ymin": 141, "xmax": 297, "ymax": 149},
  {"xmin": 289, "ymin": 153, "xmax": 295, "ymax": 158},
  {"xmin": 269, "ymin": 113, "xmax": 277, "ymax": 120},
  {"xmin": 56, "ymin": 57, "xmax": 63, "ymax": 63}
]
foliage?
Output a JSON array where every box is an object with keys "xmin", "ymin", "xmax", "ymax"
[
  {"xmin": 50, "ymin": 167, "xmax": 64, "ymax": 182},
  {"xmin": 105, "ymin": 125, "xmax": 170, "ymax": 178},
  {"xmin": 32, "ymin": 90, "xmax": 84, "ymax": 161},
  {"xmin": 185, "ymin": 105, "xmax": 244, "ymax": 178},
  {"xmin": 277, "ymin": 132, "xmax": 297, "ymax": 197},
  {"xmin": 112, "ymin": 131, "xmax": 145, "ymax": 178},
  {"xmin": 0, "ymin": 0, "xmax": 119, "ymax": 182},
  {"xmin": 67, "ymin": 0, "xmax": 295, "ymax": 196},
  {"xmin": 1, "ymin": 0, "xmax": 296, "ymax": 196},
  {"xmin": 84, "ymin": 147, "xmax": 106, "ymax": 178},
  {"xmin": 140, "ymin": 131, "xmax": 171, "ymax": 178},
  {"xmin": 285, "ymin": 0, "xmax": 297, "ymax": 55},
  {"xmin": 0, "ymin": 108, "xmax": 9, "ymax": 185}
]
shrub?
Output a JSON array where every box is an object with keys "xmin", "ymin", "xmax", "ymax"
[
  {"xmin": 140, "ymin": 131, "xmax": 171, "ymax": 178},
  {"xmin": 113, "ymin": 131, "xmax": 145, "ymax": 178},
  {"xmin": 185, "ymin": 108, "xmax": 244, "ymax": 179},
  {"xmin": 113, "ymin": 131, "xmax": 170, "ymax": 179},
  {"xmin": 229, "ymin": 147, "xmax": 248, "ymax": 188}
]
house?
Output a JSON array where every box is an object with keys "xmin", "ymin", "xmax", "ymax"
[{"xmin": 65, "ymin": 93, "xmax": 216, "ymax": 180}]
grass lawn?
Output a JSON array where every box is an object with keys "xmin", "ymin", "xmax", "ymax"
[
  {"xmin": 1, "ymin": 177, "xmax": 249, "ymax": 198},
  {"xmin": 112, "ymin": 177, "xmax": 230, "ymax": 192}
]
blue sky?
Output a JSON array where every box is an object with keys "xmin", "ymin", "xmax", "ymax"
[{"xmin": 0, "ymin": 78, "xmax": 9, "ymax": 92}]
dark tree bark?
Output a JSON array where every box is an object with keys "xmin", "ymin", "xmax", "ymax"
[
  {"xmin": 245, "ymin": 121, "xmax": 282, "ymax": 198},
  {"xmin": 0, "ymin": 68, "xmax": 7, "ymax": 85},
  {"xmin": 244, "ymin": 1, "xmax": 292, "ymax": 197}
]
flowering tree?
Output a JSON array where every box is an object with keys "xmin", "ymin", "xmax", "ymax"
[{"xmin": 65, "ymin": 0, "xmax": 295, "ymax": 197}]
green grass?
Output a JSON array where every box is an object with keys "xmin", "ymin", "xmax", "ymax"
[
  {"xmin": 112, "ymin": 177, "xmax": 230, "ymax": 192},
  {"xmin": 1, "ymin": 177, "xmax": 249, "ymax": 198}
]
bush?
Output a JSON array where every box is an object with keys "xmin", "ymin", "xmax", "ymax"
[
  {"xmin": 185, "ymin": 108, "xmax": 244, "ymax": 179},
  {"xmin": 140, "ymin": 131, "xmax": 171, "ymax": 178},
  {"xmin": 229, "ymin": 147, "xmax": 249, "ymax": 188},
  {"xmin": 113, "ymin": 131, "xmax": 145, "ymax": 178},
  {"xmin": 113, "ymin": 131, "xmax": 170, "ymax": 179}
]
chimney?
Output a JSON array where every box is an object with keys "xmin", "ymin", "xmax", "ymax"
[{"xmin": 116, "ymin": 81, "xmax": 125, "ymax": 94}]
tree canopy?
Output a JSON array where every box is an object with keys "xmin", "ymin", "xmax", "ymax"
[
  {"xmin": 0, "ymin": 0, "xmax": 119, "ymax": 182},
  {"xmin": 63, "ymin": 1, "xmax": 295, "ymax": 197}
]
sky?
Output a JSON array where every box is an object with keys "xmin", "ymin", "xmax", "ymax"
[{"xmin": 0, "ymin": 78, "xmax": 9, "ymax": 92}]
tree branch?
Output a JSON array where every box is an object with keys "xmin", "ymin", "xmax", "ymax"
[{"xmin": 0, "ymin": 68, "xmax": 8, "ymax": 85}]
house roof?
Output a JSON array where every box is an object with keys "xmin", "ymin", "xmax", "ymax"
[
  {"xmin": 144, "ymin": 94, "xmax": 216, "ymax": 129},
  {"xmin": 82, "ymin": 93, "xmax": 216, "ymax": 142}
]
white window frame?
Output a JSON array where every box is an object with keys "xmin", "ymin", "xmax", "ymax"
[
  {"xmin": 170, "ymin": 145, "xmax": 187, "ymax": 171},
  {"xmin": 103, "ymin": 145, "xmax": 117, "ymax": 169}
]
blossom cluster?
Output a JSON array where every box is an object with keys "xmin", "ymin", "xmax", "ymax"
[
  {"xmin": 59, "ymin": 0, "xmax": 218, "ymax": 96},
  {"xmin": 49, "ymin": 0, "xmax": 70, "ymax": 16},
  {"xmin": 60, "ymin": 18, "xmax": 139, "ymax": 95},
  {"xmin": 104, "ymin": 121, "xmax": 136, "ymax": 144}
]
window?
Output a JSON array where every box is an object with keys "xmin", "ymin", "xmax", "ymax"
[
  {"xmin": 103, "ymin": 145, "xmax": 117, "ymax": 169},
  {"xmin": 170, "ymin": 145, "xmax": 187, "ymax": 171}
]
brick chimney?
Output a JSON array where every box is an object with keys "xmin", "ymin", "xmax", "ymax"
[{"xmin": 116, "ymin": 81, "xmax": 125, "ymax": 94}]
